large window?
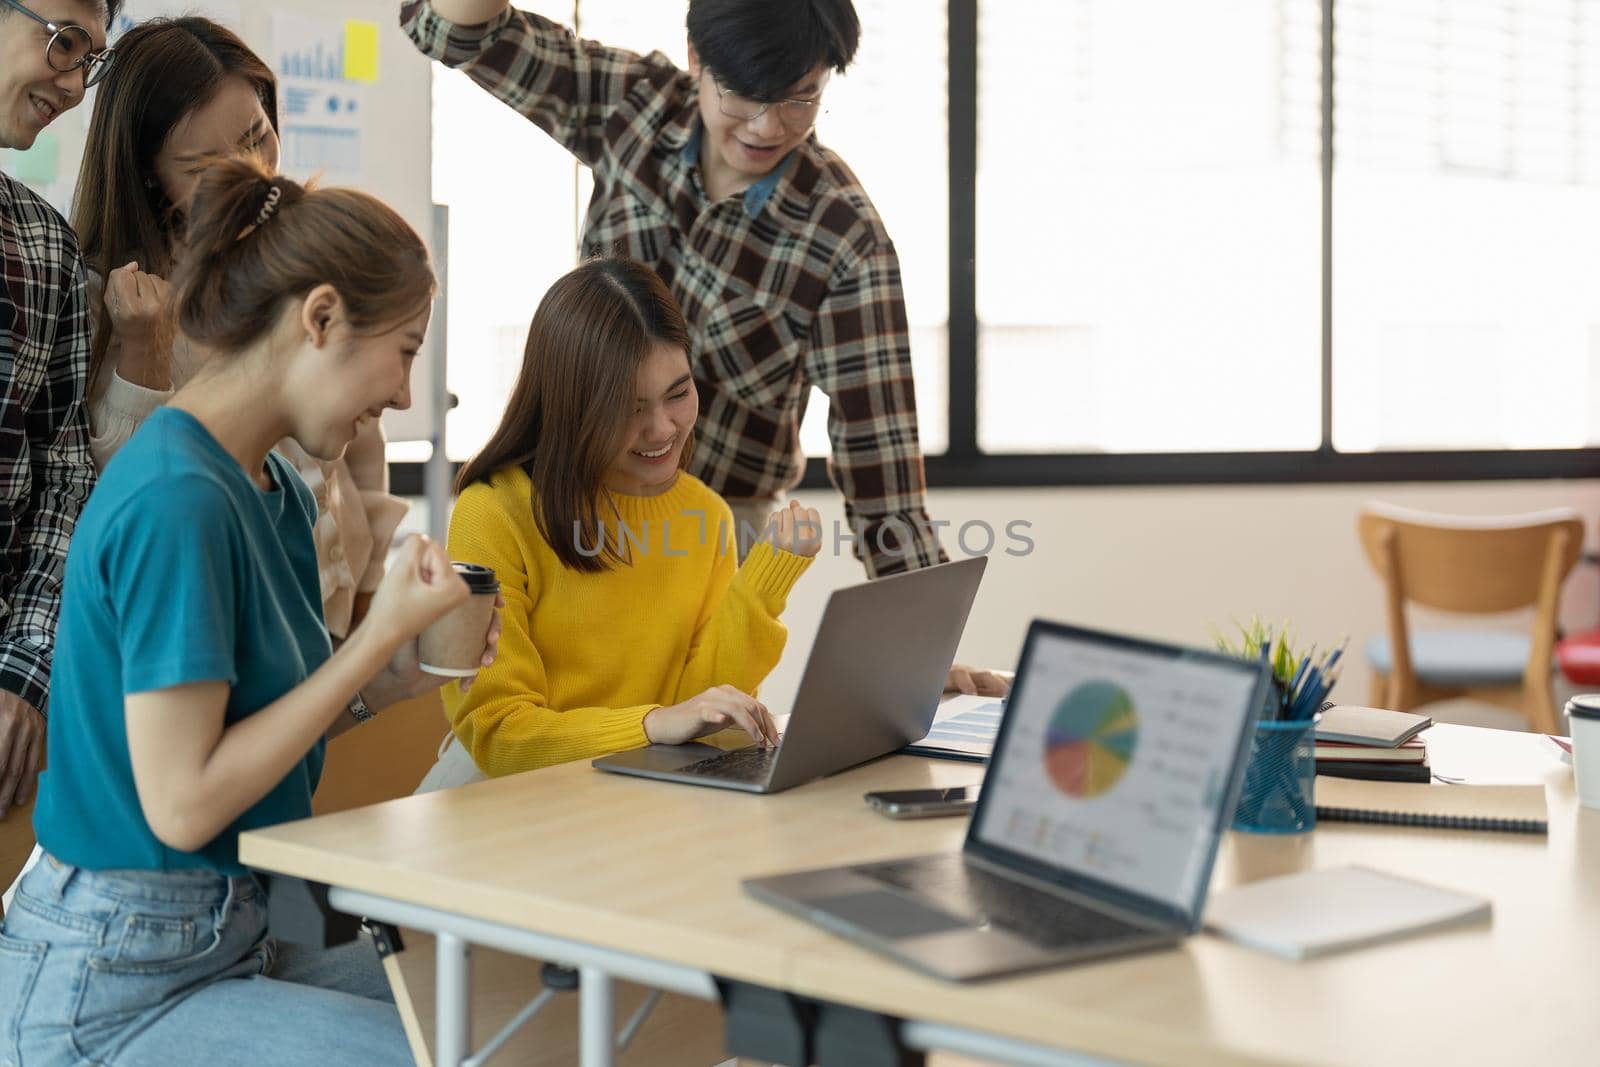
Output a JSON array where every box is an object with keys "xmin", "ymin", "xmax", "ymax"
[
  {"xmin": 977, "ymin": 0, "xmax": 1321, "ymax": 455},
  {"xmin": 1333, "ymin": 0, "xmax": 1600, "ymax": 452},
  {"xmin": 432, "ymin": 60, "xmax": 576, "ymax": 462}
]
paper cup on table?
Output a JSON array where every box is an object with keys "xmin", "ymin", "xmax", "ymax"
[
  {"xmin": 419, "ymin": 562, "xmax": 499, "ymax": 677},
  {"xmin": 1567, "ymin": 696, "xmax": 1600, "ymax": 809}
]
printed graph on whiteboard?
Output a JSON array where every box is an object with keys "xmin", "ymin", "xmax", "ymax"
[
  {"xmin": 284, "ymin": 127, "xmax": 361, "ymax": 175},
  {"xmin": 281, "ymin": 38, "xmax": 346, "ymax": 80},
  {"xmin": 272, "ymin": 13, "xmax": 379, "ymax": 183}
]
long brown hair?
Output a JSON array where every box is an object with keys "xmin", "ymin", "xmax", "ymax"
[
  {"xmin": 169, "ymin": 156, "xmax": 433, "ymax": 359},
  {"xmin": 71, "ymin": 17, "xmax": 278, "ymax": 395},
  {"xmin": 456, "ymin": 258, "xmax": 694, "ymax": 573}
]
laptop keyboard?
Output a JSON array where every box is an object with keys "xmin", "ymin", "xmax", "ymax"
[
  {"xmin": 855, "ymin": 854, "xmax": 1152, "ymax": 951},
  {"xmin": 673, "ymin": 745, "xmax": 779, "ymax": 783}
]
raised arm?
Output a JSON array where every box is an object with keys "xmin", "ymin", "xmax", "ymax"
[
  {"xmin": 400, "ymin": 0, "xmax": 670, "ymax": 169},
  {"xmin": 423, "ymin": 0, "xmax": 508, "ymax": 23},
  {"xmin": 127, "ymin": 536, "xmax": 466, "ymax": 852},
  {"xmin": 342, "ymin": 413, "xmax": 410, "ymax": 611},
  {"xmin": 673, "ymin": 512, "xmax": 815, "ymax": 702},
  {"xmin": 86, "ymin": 266, "xmax": 177, "ymax": 471}
]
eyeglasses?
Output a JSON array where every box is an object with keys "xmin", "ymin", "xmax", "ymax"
[
  {"xmin": 709, "ymin": 75, "xmax": 824, "ymax": 131},
  {"xmin": 1, "ymin": 0, "xmax": 115, "ymax": 88}
]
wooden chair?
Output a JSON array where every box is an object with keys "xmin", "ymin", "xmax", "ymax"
[
  {"xmin": 1358, "ymin": 503, "xmax": 1584, "ymax": 734},
  {"xmin": 314, "ymin": 692, "xmax": 450, "ymax": 816},
  {"xmin": 0, "ymin": 729, "xmax": 44, "ymax": 920},
  {"xmin": 0, "ymin": 797, "xmax": 38, "ymax": 921}
]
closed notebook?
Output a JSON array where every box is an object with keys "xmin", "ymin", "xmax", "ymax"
[
  {"xmin": 1316, "ymin": 704, "xmax": 1432, "ymax": 747},
  {"xmin": 1315, "ymin": 760, "xmax": 1432, "ymax": 784},
  {"xmin": 1314, "ymin": 775, "xmax": 1548, "ymax": 834},
  {"xmin": 1205, "ymin": 865, "xmax": 1491, "ymax": 960},
  {"xmin": 1315, "ymin": 737, "xmax": 1427, "ymax": 763}
]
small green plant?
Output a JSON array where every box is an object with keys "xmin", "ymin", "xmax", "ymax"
[{"xmin": 1213, "ymin": 617, "xmax": 1346, "ymax": 721}]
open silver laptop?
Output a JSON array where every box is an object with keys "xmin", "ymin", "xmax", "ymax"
[
  {"xmin": 591, "ymin": 556, "xmax": 986, "ymax": 794},
  {"xmin": 744, "ymin": 619, "xmax": 1269, "ymax": 981}
]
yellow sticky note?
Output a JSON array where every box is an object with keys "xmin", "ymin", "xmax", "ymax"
[{"xmin": 343, "ymin": 20, "xmax": 380, "ymax": 84}]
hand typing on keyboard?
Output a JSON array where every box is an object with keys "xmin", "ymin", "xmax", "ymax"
[{"xmin": 643, "ymin": 685, "xmax": 780, "ymax": 747}]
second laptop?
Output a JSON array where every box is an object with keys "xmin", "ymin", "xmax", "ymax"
[{"xmin": 591, "ymin": 555, "xmax": 986, "ymax": 793}]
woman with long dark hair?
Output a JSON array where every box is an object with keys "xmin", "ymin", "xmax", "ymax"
[{"xmin": 418, "ymin": 256, "xmax": 821, "ymax": 790}]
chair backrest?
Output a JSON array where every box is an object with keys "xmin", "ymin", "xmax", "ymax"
[
  {"xmin": 1357, "ymin": 503, "xmax": 1584, "ymax": 613},
  {"xmin": 313, "ymin": 692, "xmax": 450, "ymax": 816},
  {"xmin": 0, "ymin": 799, "xmax": 37, "ymax": 920},
  {"xmin": 0, "ymin": 730, "xmax": 44, "ymax": 918}
]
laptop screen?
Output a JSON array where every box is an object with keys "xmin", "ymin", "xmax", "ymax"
[{"xmin": 971, "ymin": 624, "xmax": 1262, "ymax": 918}]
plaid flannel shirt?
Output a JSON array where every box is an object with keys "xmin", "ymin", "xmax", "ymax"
[
  {"xmin": 402, "ymin": 2, "xmax": 945, "ymax": 576},
  {"xmin": 0, "ymin": 172, "xmax": 96, "ymax": 713}
]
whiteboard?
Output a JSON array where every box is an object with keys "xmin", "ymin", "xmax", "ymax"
[{"xmin": 0, "ymin": 0, "xmax": 438, "ymax": 444}]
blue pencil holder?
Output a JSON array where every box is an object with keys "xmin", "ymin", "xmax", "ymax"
[{"xmin": 1231, "ymin": 716, "xmax": 1318, "ymax": 834}]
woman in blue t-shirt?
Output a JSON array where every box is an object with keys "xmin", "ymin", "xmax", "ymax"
[{"xmin": 0, "ymin": 157, "xmax": 493, "ymax": 1065}]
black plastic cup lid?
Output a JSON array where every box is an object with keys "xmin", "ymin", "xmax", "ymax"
[
  {"xmin": 1565, "ymin": 695, "xmax": 1600, "ymax": 721},
  {"xmin": 451, "ymin": 561, "xmax": 500, "ymax": 594}
]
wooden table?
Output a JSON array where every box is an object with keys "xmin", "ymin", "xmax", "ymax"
[{"xmin": 240, "ymin": 725, "xmax": 1599, "ymax": 1066}]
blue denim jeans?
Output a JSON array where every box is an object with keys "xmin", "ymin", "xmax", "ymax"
[{"xmin": 0, "ymin": 856, "xmax": 413, "ymax": 1066}]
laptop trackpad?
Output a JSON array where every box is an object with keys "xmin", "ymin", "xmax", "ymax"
[
  {"xmin": 598, "ymin": 743, "xmax": 724, "ymax": 773},
  {"xmin": 814, "ymin": 890, "xmax": 972, "ymax": 940}
]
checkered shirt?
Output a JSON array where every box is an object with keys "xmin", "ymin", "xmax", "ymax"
[
  {"xmin": 0, "ymin": 171, "xmax": 96, "ymax": 712},
  {"xmin": 402, "ymin": 2, "xmax": 945, "ymax": 576}
]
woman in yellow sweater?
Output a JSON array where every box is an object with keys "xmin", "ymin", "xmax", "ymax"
[{"xmin": 417, "ymin": 258, "xmax": 821, "ymax": 790}]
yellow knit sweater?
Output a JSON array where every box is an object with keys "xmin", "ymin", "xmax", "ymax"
[{"xmin": 441, "ymin": 466, "xmax": 813, "ymax": 776}]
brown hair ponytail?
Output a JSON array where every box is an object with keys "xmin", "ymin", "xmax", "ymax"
[{"xmin": 170, "ymin": 155, "xmax": 433, "ymax": 354}]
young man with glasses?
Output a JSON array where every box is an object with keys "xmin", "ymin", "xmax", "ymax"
[
  {"xmin": 0, "ymin": 0, "xmax": 115, "ymax": 822},
  {"xmin": 401, "ymin": 0, "xmax": 953, "ymax": 583}
]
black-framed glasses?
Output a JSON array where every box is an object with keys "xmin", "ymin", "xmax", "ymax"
[
  {"xmin": 1, "ymin": 0, "xmax": 115, "ymax": 88},
  {"xmin": 709, "ymin": 75, "xmax": 824, "ymax": 131}
]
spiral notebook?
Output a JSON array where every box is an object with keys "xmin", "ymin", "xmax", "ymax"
[{"xmin": 1314, "ymin": 776, "xmax": 1548, "ymax": 834}]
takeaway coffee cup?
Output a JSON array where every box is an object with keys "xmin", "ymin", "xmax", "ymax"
[
  {"xmin": 419, "ymin": 562, "xmax": 499, "ymax": 677},
  {"xmin": 1565, "ymin": 695, "xmax": 1600, "ymax": 810}
]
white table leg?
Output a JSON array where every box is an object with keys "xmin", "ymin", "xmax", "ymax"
[
  {"xmin": 436, "ymin": 931, "xmax": 472, "ymax": 1067},
  {"xmin": 579, "ymin": 965, "xmax": 616, "ymax": 1067}
]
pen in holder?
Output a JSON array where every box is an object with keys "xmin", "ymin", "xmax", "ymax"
[
  {"xmin": 1213, "ymin": 619, "xmax": 1343, "ymax": 834},
  {"xmin": 1232, "ymin": 714, "xmax": 1319, "ymax": 834}
]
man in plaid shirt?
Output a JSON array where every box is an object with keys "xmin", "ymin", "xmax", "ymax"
[
  {"xmin": 0, "ymin": 0, "xmax": 112, "ymax": 819},
  {"xmin": 403, "ymin": 0, "xmax": 950, "ymax": 581}
]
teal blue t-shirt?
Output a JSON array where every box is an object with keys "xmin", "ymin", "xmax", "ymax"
[{"xmin": 34, "ymin": 407, "xmax": 331, "ymax": 874}]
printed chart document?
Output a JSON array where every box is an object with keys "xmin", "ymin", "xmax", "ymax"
[
  {"xmin": 1205, "ymin": 865, "xmax": 1491, "ymax": 959},
  {"xmin": 903, "ymin": 693, "xmax": 1005, "ymax": 761}
]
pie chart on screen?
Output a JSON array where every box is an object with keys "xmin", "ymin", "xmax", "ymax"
[{"xmin": 1044, "ymin": 681, "xmax": 1138, "ymax": 798}]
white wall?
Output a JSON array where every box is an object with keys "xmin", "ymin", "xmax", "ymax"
[{"xmin": 755, "ymin": 480, "xmax": 1600, "ymax": 724}]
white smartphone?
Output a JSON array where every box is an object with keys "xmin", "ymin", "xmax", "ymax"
[{"xmin": 864, "ymin": 786, "xmax": 979, "ymax": 819}]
